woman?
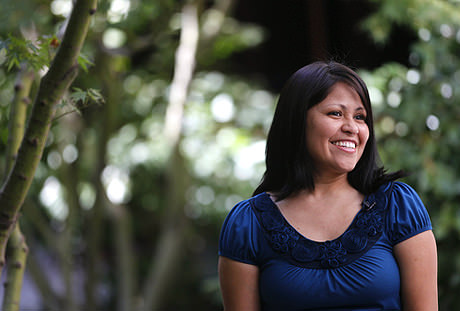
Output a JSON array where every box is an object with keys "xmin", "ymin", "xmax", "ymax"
[{"xmin": 218, "ymin": 61, "xmax": 437, "ymax": 310}]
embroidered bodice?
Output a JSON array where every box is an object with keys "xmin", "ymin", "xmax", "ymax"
[{"xmin": 252, "ymin": 190, "xmax": 386, "ymax": 269}]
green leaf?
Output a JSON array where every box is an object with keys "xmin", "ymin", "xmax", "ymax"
[
  {"xmin": 69, "ymin": 87, "xmax": 88, "ymax": 104},
  {"xmin": 77, "ymin": 53, "xmax": 94, "ymax": 73},
  {"xmin": 0, "ymin": 34, "xmax": 58, "ymax": 71}
]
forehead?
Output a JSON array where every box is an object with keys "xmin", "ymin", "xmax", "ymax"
[{"xmin": 318, "ymin": 82, "xmax": 365, "ymax": 110}]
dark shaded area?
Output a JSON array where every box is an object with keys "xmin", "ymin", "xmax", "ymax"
[{"xmin": 232, "ymin": 0, "xmax": 416, "ymax": 90}]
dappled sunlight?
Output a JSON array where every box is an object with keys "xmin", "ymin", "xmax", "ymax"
[
  {"xmin": 201, "ymin": 9, "xmax": 225, "ymax": 38},
  {"xmin": 50, "ymin": 0, "xmax": 72, "ymax": 17},
  {"xmin": 234, "ymin": 140, "xmax": 266, "ymax": 181},
  {"xmin": 249, "ymin": 90, "xmax": 275, "ymax": 109},
  {"xmin": 194, "ymin": 185, "xmax": 215, "ymax": 206},
  {"xmin": 368, "ymin": 86, "xmax": 383, "ymax": 106},
  {"xmin": 101, "ymin": 165, "xmax": 131, "ymax": 204},
  {"xmin": 211, "ymin": 93, "xmax": 234, "ymax": 123},
  {"xmin": 192, "ymin": 144, "xmax": 227, "ymax": 178},
  {"xmin": 102, "ymin": 28, "xmax": 127, "ymax": 49},
  {"xmin": 129, "ymin": 142, "xmax": 150, "ymax": 164},
  {"xmin": 134, "ymin": 79, "xmax": 167, "ymax": 115},
  {"xmin": 379, "ymin": 116, "xmax": 395, "ymax": 134},
  {"xmin": 426, "ymin": 115, "xmax": 440, "ymax": 131},
  {"xmin": 440, "ymin": 24, "xmax": 454, "ymax": 38},
  {"xmin": 62, "ymin": 144, "xmax": 78, "ymax": 164},
  {"xmin": 386, "ymin": 91, "xmax": 401, "ymax": 108},
  {"xmin": 238, "ymin": 26, "xmax": 266, "ymax": 47},
  {"xmin": 440, "ymin": 83, "xmax": 453, "ymax": 99},
  {"xmin": 108, "ymin": 0, "xmax": 131, "ymax": 23},
  {"xmin": 47, "ymin": 150, "xmax": 62, "ymax": 170},
  {"xmin": 215, "ymin": 127, "xmax": 238, "ymax": 149},
  {"xmin": 39, "ymin": 176, "xmax": 69, "ymax": 221},
  {"xmin": 169, "ymin": 13, "xmax": 182, "ymax": 31},
  {"xmin": 78, "ymin": 182, "xmax": 96, "ymax": 210},
  {"xmin": 192, "ymin": 72, "xmax": 225, "ymax": 92},
  {"xmin": 123, "ymin": 75, "xmax": 142, "ymax": 95},
  {"xmin": 389, "ymin": 77, "xmax": 403, "ymax": 92},
  {"xmin": 406, "ymin": 69, "xmax": 420, "ymax": 84},
  {"xmin": 106, "ymin": 120, "xmax": 170, "ymax": 167},
  {"xmin": 394, "ymin": 122, "xmax": 409, "ymax": 137},
  {"xmin": 418, "ymin": 28, "xmax": 431, "ymax": 41}
]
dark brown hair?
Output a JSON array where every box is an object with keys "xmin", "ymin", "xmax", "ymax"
[{"xmin": 253, "ymin": 61, "xmax": 403, "ymax": 200}]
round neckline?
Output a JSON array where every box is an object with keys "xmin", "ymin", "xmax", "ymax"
[
  {"xmin": 261, "ymin": 192, "xmax": 368, "ymax": 244},
  {"xmin": 250, "ymin": 184, "xmax": 389, "ymax": 269}
]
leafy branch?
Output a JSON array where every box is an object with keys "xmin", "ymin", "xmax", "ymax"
[
  {"xmin": 0, "ymin": 34, "xmax": 94, "ymax": 72},
  {"xmin": 0, "ymin": 0, "xmax": 98, "ymax": 276},
  {"xmin": 54, "ymin": 87, "xmax": 105, "ymax": 121}
]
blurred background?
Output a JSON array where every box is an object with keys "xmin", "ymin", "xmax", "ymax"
[{"xmin": 0, "ymin": 0, "xmax": 459, "ymax": 310}]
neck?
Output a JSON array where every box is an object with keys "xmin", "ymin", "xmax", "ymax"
[
  {"xmin": 308, "ymin": 174, "xmax": 352, "ymax": 199},
  {"xmin": 277, "ymin": 174, "xmax": 361, "ymax": 211}
]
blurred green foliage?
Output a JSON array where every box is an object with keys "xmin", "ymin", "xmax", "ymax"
[
  {"xmin": 362, "ymin": 0, "xmax": 460, "ymax": 308},
  {"xmin": 0, "ymin": 0, "xmax": 272, "ymax": 309}
]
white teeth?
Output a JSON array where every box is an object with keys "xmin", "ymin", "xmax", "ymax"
[{"xmin": 332, "ymin": 141, "xmax": 356, "ymax": 149}]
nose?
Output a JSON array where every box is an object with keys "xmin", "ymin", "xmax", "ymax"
[{"xmin": 342, "ymin": 118, "xmax": 359, "ymax": 134}]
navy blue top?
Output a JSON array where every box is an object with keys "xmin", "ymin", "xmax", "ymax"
[{"xmin": 218, "ymin": 182, "xmax": 432, "ymax": 311}]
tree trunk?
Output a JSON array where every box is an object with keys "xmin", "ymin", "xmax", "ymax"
[
  {"xmin": 0, "ymin": 0, "xmax": 98, "ymax": 276},
  {"xmin": 20, "ymin": 221, "xmax": 60, "ymax": 310},
  {"xmin": 83, "ymin": 49, "xmax": 122, "ymax": 311},
  {"xmin": 58, "ymin": 149, "xmax": 81, "ymax": 311},
  {"xmin": 139, "ymin": 3, "xmax": 199, "ymax": 310},
  {"xmin": 108, "ymin": 204, "xmax": 135, "ymax": 311},
  {"xmin": 139, "ymin": 148, "xmax": 191, "ymax": 311},
  {"xmin": 2, "ymin": 226, "xmax": 28, "ymax": 311},
  {"xmin": 2, "ymin": 67, "xmax": 34, "ymax": 311}
]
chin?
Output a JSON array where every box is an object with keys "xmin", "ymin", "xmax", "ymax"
[{"xmin": 335, "ymin": 164, "xmax": 358, "ymax": 174}]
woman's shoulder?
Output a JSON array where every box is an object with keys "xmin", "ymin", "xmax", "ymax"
[
  {"xmin": 381, "ymin": 181, "xmax": 432, "ymax": 245},
  {"xmin": 224, "ymin": 193, "xmax": 266, "ymax": 220},
  {"xmin": 392, "ymin": 181, "xmax": 420, "ymax": 194},
  {"xmin": 372, "ymin": 181, "xmax": 421, "ymax": 202},
  {"xmin": 218, "ymin": 193, "xmax": 267, "ymax": 265}
]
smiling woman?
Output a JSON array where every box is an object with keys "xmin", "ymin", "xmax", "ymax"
[
  {"xmin": 218, "ymin": 61, "xmax": 438, "ymax": 311},
  {"xmin": 305, "ymin": 82, "xmax": 369, "ymax": 179}
]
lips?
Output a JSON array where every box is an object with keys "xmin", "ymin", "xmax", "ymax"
[{"xmin": 331, "ymin": 141, "xmax": 356, "ymax": 149}]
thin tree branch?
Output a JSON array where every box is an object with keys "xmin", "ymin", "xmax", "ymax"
[
  {"xmin": 139, "ymin": 2, "xmax": 199, "ymax": 310},
  {"xmin": 57, "ymin": 160, "xmax": 80, "ymax": 311},
  {"xmin": 2, "ymin": 225, "xmax": 28, "ymax": 311},
  {"xmin": 0, "ymin": 0, "xmax": 98, "ymax": 274},
  {"xmin": 107, "ymin": 204, "xmax": 135, "ymax": 311},
  {"xmin": 22, "ymin": 229, "xmax": 61, "ymax": 311},
  {"xmin": 4, "ymin": 67, "xmax": 34, "ymax": 181},
  {"xmin": 163, "ymin": 2, "xmax": 200, "ymax": 145},
  {"xmin": 2, "ymin": 66, "xmax": 34, "ymax": 311}
]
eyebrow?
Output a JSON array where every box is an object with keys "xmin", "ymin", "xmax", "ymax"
[{"xmin": 331, "ymin": 104, "xmax": 366, "ymax": 112}]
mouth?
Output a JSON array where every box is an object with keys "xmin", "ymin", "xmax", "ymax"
[{"xmin": 331, "ymin": 140, "xmax": 357, "ymax": 150}]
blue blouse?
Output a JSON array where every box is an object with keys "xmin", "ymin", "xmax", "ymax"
[{"xmin": 218, "ymin": 182, "xmax": 432, "ymax": 311}]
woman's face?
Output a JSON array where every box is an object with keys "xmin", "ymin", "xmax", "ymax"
[{"xmin": 305, "ymin": 82, "xmax": 370, "ymax": 179}]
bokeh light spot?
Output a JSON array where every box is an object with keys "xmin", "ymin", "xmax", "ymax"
[{"xmin": 426, "ymin": 114, "xmax": 440, "ymax": 131}]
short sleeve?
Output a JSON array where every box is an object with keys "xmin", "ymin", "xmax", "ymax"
[
  {"xmin": 218, "ymin": 199, "xmax": 260, "ymax": 265},
  {"xmin": 386, "ymin": 182, "xmax": 432, "ymax": 245}
]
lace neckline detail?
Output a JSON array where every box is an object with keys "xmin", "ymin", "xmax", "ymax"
[{"xmin": 250, "ymin": 185, "xmax": 391, "ymax": 269}]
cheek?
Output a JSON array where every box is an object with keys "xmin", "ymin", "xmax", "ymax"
[{"xmin": 360, "ymin": 126, "xmax": 370, "ymax": 146}]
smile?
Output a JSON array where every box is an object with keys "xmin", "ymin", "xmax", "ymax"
[{"xmin": 331, "ymin": 141, "xmax": 356, "ymax": 149}]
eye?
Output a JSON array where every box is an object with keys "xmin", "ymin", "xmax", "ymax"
[
  {"xmin": 327, "ymin": 111, "xmax": 342, "ymax": 117},
  {"xmin": 355, "ymin": 114, "xmax": 367, "ymax": 121}
]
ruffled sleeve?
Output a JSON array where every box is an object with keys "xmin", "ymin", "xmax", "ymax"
[
  {"xmin": 386, "ymin": 182, "xmax": 432, "ymax": 246},
  {"xmin": 218, "ymin": 199, "xmax": 260, "ymax": 265}
]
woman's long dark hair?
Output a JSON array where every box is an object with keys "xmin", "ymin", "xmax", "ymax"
[{"xmin": 253, "ymin": 61, "xmax": 404, "ymax": 200}]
